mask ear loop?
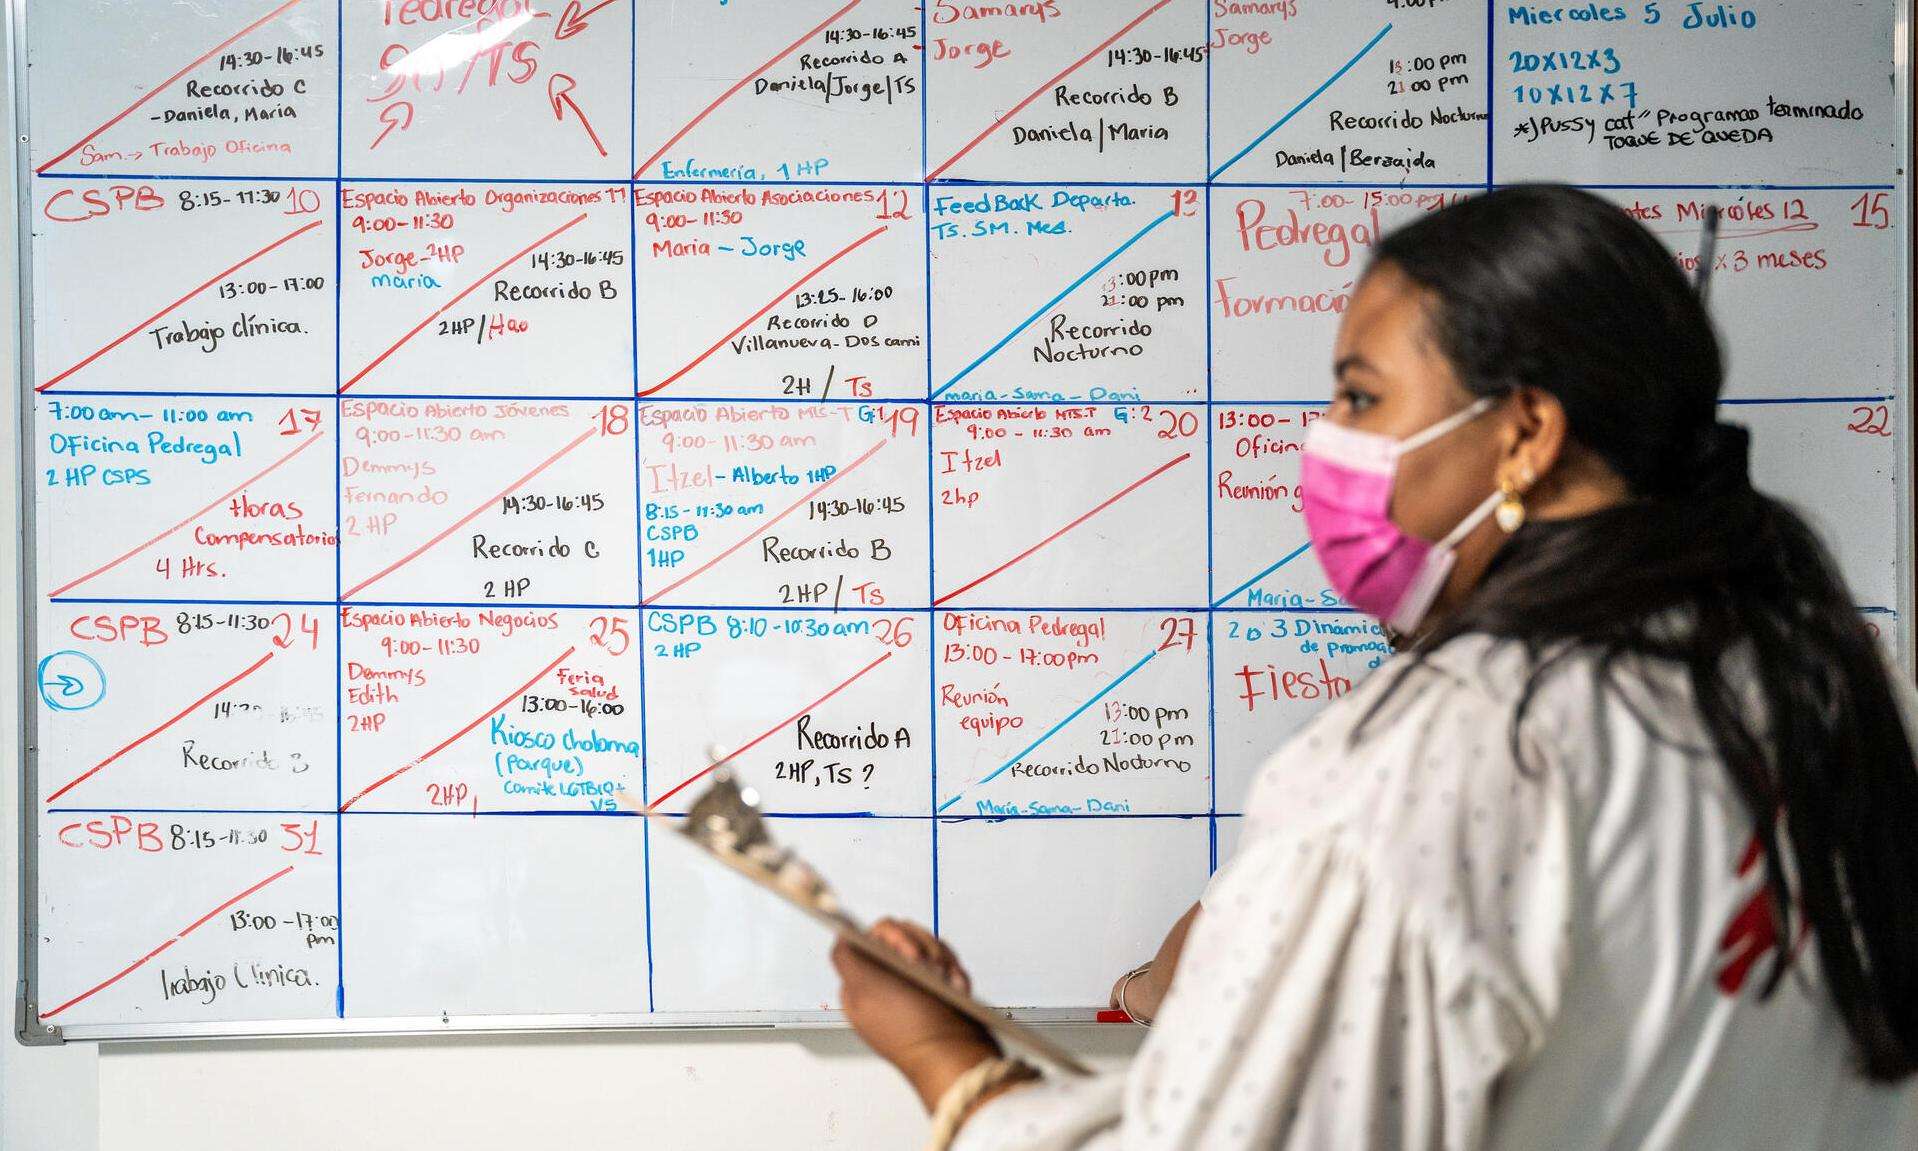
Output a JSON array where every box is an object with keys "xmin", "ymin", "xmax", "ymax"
[
  {"xmin": 1394, "ymin": 395, "xmax": 1498, "ymax": 457},
  {"xmin": 1438, "ymin": 491, "xmax": 1506, "ymax": 551},
  {"xmin": 1385, "ymin": 493, "xmax": 1505, "ymax": 642}
]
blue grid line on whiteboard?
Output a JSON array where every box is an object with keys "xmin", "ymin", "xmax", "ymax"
[
  {"xmin": 628, "ymin": 0, "xmax": 653, "ymax": 1015},
  {"xmin": 920, "ymin": 0, "xmax": 939, "ymax": 938},
  {"xmin": 330, "ymin": 0, "xmax": 346, "ymax": 1020},
  {"xmin": 1204, "ymin": 0, "xmax": 1217, "ymax": 876},
  {"xmin": 49, "ymin": 806, "xmax": 1238, "ymax": 822},
  {"xmin": 33, "ymin": 389, "xmax": 1902, "ymax": 406},
  {"xmin": 33, "ymin": 172, "xmax": 1903, "ymax": 193}
]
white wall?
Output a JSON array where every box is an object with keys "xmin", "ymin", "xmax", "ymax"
[{"xmin": 0, "ymin": 23, "xmax": 1140, "ymax": 1150}]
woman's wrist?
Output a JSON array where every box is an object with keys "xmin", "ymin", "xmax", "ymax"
[
  {"xmin": 1116, "ymin": 962, "xmax": 1161, "ymax": 1024},
  {"xmin": 899, "ymin": 1034, "xmax": 1004, "ymax": 1112}
]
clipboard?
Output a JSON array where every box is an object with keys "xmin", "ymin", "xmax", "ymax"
[{"xmin": 622, "ymin": 767, "xmax": 1093, "ymax": 1076}]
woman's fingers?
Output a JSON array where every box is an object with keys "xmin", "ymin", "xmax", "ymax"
[
  {"xmin": 871, "ymin": 918, "xmax": 973, "ymax": 993},
  {"xmin": 869, "ymin": 918, "xmax": 926, "ymax": 962},
  {"xmin": 889, "ymin": 919, "xmax": 971, "ymax": 992}
]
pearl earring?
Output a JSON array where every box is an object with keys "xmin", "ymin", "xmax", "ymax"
[{"xmin": 1495, "ymin": 476, "xmax": 1527, "ymax": 533}]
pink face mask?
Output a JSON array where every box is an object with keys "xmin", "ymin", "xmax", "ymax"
[{"xmin": 1300, "ymin": 398, "xmax": 1501, "ymax": 634}]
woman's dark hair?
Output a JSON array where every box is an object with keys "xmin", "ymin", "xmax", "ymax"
[{"xmin": 1372, "ymin": 184, "xmax": 1917, "ymax": 1081}]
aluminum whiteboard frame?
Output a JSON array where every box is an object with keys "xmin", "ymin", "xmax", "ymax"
[{"xmin": 12, "ymin": 0, "xmax": 1918, "ymax": 1044}]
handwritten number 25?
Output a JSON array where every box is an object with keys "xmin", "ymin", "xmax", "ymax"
[{"xmin": 589, "ymin": 615, "xmax": 631, "ymax": 656}]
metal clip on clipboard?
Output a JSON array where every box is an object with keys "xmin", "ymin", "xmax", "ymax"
[{"xmin": 640, "ymin": 764, "xmax": 1093, "ymax": 1077}]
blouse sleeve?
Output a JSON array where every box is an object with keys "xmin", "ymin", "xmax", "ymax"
[{"xmin": 955, "ymin": 663, "xmax": 1575, "ymax": 1150}]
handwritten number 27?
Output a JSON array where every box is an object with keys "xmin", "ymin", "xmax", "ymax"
[{"xmin": 1158, "ymin": 616, "xmax": 1196, "ymax": 652}]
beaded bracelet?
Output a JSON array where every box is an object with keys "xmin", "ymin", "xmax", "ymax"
[{"xmin": 926, "ymin": 1056, "xmax": 1041, "ymax": 1151}]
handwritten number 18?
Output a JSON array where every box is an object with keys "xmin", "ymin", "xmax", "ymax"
[{"xmin": 597, "ymin": 404, "xmax": 630, "ymax": 436}]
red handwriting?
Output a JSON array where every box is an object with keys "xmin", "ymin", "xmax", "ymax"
[
  {"xmin": 935, "ymin": 452, "xmax": 1192, "ymax": 605},
  {"xmin": 37, "ymin": 0, "xmax": 312, "ymax": 174},
  {"xmin": 642, "ymin": 225, "xmax": 890, "ymax": 396},
  {"xmin": 39, "ymin": 220, "xmax": 326, "ymax": 392},
  {"xmin": 646, "ymin": 649, "xmax": 896, "ymax": 810},
  {"xmin": 341, "ymin": 212, "xmax": 589, "ymax": 391},
  {"xmin": 635, "ymin": 0, "xmax": 863, "ymax": 178},
  {"xmin": 44, "ymin": 647, "xmax": 278, "ymax": 804},
  {"xmin": 339, "ymin": 645, "xmax": 578, "ymax": 811},
  {"xmin": 39, "ymin": 866, "xmax": 297, "ymax": 1020},
  {"xmin": 47, "ymin": 430, "xmax": 326, "ymax": 599},
  {"xmin": 927, "ymin": 0, "xmax": 1176, "ymax": 180}
]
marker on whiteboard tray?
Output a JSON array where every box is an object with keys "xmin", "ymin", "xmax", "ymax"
[{"xmin": 1694, "ymin": 204, "xmax": 1722, "ymax": 305}]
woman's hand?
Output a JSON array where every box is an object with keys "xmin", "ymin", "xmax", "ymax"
[{"xmin": 832, "ymin": 918, "xmax": 1001, "ymax": 1110}]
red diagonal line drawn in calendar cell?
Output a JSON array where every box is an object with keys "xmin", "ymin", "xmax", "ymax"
[
  {"xmin": 46, "ymin": 429, "xmax": 326, "ymax": 599},
  {"xmin": 37, "ymin": 220, "xmax": 326, "ymax": 392},
  {"xmin": 646, "ymin": 650, "xmax": 895, "ymax": 811},
  {"xmin": 38, "ymin": 864, "xmax": 296, "ymax": 1020},
  {"xmin": 641, "ymin": 439, "xmax": 888, "ymax": 604},
  {"xmin": 339, "ymin": 212, "xmax": 590, "ymax": 392},
  {"xmin": 639, "ymin": 224, "xmax": 890, "ymax": 397},
  {"xmin": 342, "ymin": 424, "xmax": 600, "ymax": 600},
  {"xmin": 43, "ymin": 650, "xmax": 279, "ymax": 805},
  {"xmin": 339, "ymin": 646, "xmax": 578, "ymax": 812},
  {"xmin": 925, "ymin": 0, "xmax": 1176, "ymax": 180},
  {"xmin": 934, "ymin": 452, "xmax": 1193, "ymax": 606},
  {"xmin": 35, "ymin": 0, "xmax": 312, "ymax": 174},
  {"xmin": 632, "ymin": 0, "xmax": 863, "ymax": 177}
]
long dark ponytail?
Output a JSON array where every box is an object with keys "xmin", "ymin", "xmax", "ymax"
[{"xmin": 1372, "ymin": 185, "xmax": 1918, "ymax": 1081}]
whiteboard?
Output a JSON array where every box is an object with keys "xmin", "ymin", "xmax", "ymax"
[{"xmin": 14, "ymin": 0, "xmax": 1911, "ymax": 1042}]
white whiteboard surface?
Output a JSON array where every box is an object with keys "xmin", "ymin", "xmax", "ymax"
[{"xmin": 14, "ymin": 0, "xmax": 1910, "ymax": 1043}]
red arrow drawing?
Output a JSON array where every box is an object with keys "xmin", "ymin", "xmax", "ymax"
[
  {"xmin": 556, "ymin": 0, "xmax": 622, "ymax": 40},
  {"xmin": 548, "ymin": 73, "xmax": 608, "ymax": 158}
]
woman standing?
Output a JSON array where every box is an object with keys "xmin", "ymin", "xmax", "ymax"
[{"xmin": 831, "ymin": 186, "xmax": 1918, "ymax": 1149}]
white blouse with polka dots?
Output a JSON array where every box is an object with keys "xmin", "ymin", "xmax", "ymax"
[{"xmin": 954, "ymin": 634, "xmax": 1916, "ymax": 1150}]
